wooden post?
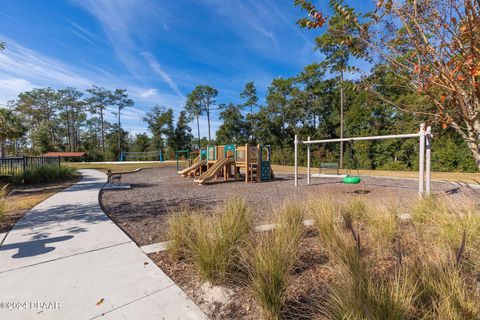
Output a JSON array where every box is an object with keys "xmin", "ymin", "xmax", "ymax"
[{"xmin": 257, "ymin": 144, "xmax": 261, "ymax": 182}]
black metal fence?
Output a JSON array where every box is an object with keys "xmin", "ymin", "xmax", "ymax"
[{"xmin": 0, "ymin": 156, "xmax": 61, "ymax": 176}]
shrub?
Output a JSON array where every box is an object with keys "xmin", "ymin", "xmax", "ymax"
[
  {"xmin": 10, "ymin": 165, "xmax": 78, "ymax": 185},
  {"xmin": 167, "ymin": 198, "xmax": 251, "ymax": 283},
  {"xmin": 245, "ymin": 204, "xmax": 304, "ymax": 319}
]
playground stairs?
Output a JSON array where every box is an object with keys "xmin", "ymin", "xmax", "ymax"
[{"xmin": 248, "ymin": 163, "xmax": 259, "ymax": 182}]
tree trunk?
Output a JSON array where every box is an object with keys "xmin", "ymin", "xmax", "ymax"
[
  {"xmin": 339, "ymin": 70, "xmax": 344, "ymax": 169},
  {"xmin": 250, "ymin": 105, "xmax": 254, "ymax": 142},
  {"xmin": 67, "ymin": 109, "xmax": 72, "ymax": 152},
  {"xmin": 452, "ymin": 119, "xmax": 480, "ymax": 170},
  {"xmin": 207, "ymin": 109, "xmax": 211, "ymax": 142},
  {"xmin": 196, "ymin": 115, "xmax": 201, "ymax": 148},
  {"xmin": 0, "ymin": 139, "xmax": 5, "ymax": 158},
  {"xmin": 117, "ymin": 107, "xmax": 121, "ymax": 152},
  {"xmin": 50, "ymin": 127, "xmax": 55, "ymax": 147},
  {"xmin": 100, "ymin": 110, "xmax": 105, "ymax": 154}
]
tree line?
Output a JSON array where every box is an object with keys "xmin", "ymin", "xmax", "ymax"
[
  {"xmin": 1, "ymin": 0, "xmax": 478, "ymax": 172},
  {"xmin": 0, "ymin": 86, "xmax": 194, "ymax": 161},
  {"xmin": 2, "ymin": 68, "xmax": 474, "ymax": 171}
]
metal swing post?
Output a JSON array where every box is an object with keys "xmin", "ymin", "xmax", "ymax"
[
  {"xmin": 294, "ymin": 135, "xmax": 298, "ymax": 187},
  {"xmin": 307, "ymin": 136, "xmax": 311, "ymax": 185},
  {"xmin": 418, "ymin": 123, "xmax": 426, "ymax": 197}
]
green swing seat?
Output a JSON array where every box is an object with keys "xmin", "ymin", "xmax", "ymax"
[
  {"xmin": 342, "ymin": 140, "xmax": 362, "ymax": 185},
  {"xmin": 343, "ymin": 175, "xmax": 362, "ymax": 184}
]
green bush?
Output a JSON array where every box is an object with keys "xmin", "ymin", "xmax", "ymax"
[{"xmin": 10, "ymin": 165, "xmax": 78, "ymax": 185}]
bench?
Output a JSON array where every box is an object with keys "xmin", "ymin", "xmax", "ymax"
[
  {"xmin": 106, "ymin": 170, "xmax": 122, "ymax": 184},
  {"xmin": 319, "ymin": 163, "xmax": 340, "ymax": 175}
]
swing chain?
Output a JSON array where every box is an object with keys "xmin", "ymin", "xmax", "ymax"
[{"xmin": 347, "ymin": 139, "xmax": 360, "ymax": 177}]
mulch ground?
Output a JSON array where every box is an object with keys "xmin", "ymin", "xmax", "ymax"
[
  {"xmin": 100, "ymin": 165, "xmax": 477, "ymax": 246},
  {"xmin": 99, "ymin": 166, "xmax": 479, "ymax": 319}
]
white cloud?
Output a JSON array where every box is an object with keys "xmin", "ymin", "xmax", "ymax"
[
  {"xmin": 72, "ymin": 0, "xmax": 185, "ymax": 101},
  {"xmin": 0, "ymin": 36, "xmax": 92, "ymax": 90},
  {"xmin": 141, "ymin": 52, "xmax": 184, "ymax": 99},
  {"xmin": 138, "ymin": 88, "xmax": 157, "ymax": 98},
  {"xmin": 67, "ymin": 20, "xmax": 101, "ymax": 43},
  {"xmin": 0, "ymin": 77, "xmax": 37, "ymax": 103},
  {"xmin": 72, "ymin": 0, "xmax": 140, "ymax": 75},
  {"xmin": 70, "ymin": 29, "xmax": 98, "ymax": 47},
  {"xmin": 0, "ymin": 35, "xmax": 184, "ymax": 114}
]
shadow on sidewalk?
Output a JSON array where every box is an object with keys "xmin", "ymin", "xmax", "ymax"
[{"xmin": 0, "ymin": 235, "xmax": 74, "ymax": 258}]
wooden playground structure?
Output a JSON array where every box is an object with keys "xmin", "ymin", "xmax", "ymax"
[{"xmin": 177, "ymin": 144, "xmax": 275, "ymax": 185}]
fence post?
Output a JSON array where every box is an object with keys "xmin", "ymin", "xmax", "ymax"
[
  {"xmin": 22, "ymin": 156, "xmax": 27, "ymax": 174},
  {"xmin": 58, "ymin": 156, "xmax": 61, "ymax": 170}
]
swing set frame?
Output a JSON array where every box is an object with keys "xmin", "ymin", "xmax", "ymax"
[{"xmin": 294, "ymin": 123, "xmax": 433, "ymax": 196}]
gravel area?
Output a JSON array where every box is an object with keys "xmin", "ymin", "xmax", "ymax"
[{"xmin": 100, "ymin": 165, "xmax": 479, "ymax": 246}]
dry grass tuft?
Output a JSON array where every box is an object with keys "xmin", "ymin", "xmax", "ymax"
[
  {"xmin": 167, "ymin": 197, "xmax": 251, "ymax": 283},
  {"xmin": 166, "ymin": 211, "xmax": 194, "ymax": 260},
  {"xmin": 244, "ymin": 203, "xmax": 304, "ymax": 319},
  {"xmin": 165, "ymin": 193, "xmax": 480, "ymax": 319},
  {"xmin": 310, "ymin": 195, "xmax": 480, "ymax": 319}
]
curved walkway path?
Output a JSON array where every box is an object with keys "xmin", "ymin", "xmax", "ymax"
[{"xmin": 0, "ymin": 169, "xmax": 206, "ymax": 320}]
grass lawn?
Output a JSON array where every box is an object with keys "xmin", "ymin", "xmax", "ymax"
[
  {"xmin": 64, "ymin": 161, "xmax": 181, "ymax": 173},
  {"xmin": 272, "ymin": 165, "xmax": 480, "ymax": 184},
  {"xmin": 0, "ymin": 178, "xmax": 80, "ymax": 234}
]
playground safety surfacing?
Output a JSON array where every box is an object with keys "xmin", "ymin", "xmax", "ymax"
[{"xmin": 100, "ymin": 166, "xmax": 479, "ymax": 247}]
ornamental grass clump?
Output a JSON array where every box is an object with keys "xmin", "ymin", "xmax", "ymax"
[
  {"xmin": 245, "ymin": 203, "xmax": 304, "ymax": 320},
  {"xmin": 166, "ymin": 211, "xmax": 195, "ymax": 260},
  {"xmin": 190, "ymin": 197, "xmax": 251, "ymax": 283},
  {"xmin": 167, "ymin": 197, "xmax": 251, "ymax": 283},
  {"xmin": 310, "ymin": 195, "xmax": 480, "ymax": 319}
]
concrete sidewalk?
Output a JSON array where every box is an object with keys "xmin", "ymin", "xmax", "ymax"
[{"xmin": 0, "ymin": 169, "xmax": 207, "ymax": 320}]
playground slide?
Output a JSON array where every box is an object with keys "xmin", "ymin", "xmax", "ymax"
[
  {"xmin": 178, "ymin": 160, "xmax": 206, "ymax": 176},
  {"xmin": 194, "ymin": 158, "xmax": 235, "ymax": 184}
]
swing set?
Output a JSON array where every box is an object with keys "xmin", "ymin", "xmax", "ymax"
[
  {"xmin": 294, "ymin": 124, "xmax": 433, "ymax": 196},
  {"xmin": 343, "ymin": 140, "xmax": 362, "ymax": 184}
]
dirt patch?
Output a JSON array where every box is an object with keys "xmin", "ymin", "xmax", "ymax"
[
  {"xmin": 0, "ymin": 178, "xmax": 80, "ymax": 234},
  {"xmin": 100, "ymin": 166, "xmax": 478, "ymax": 246}
]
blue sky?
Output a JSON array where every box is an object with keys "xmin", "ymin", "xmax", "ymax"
[{"xmin": 0, "ymin": 0, "xmax": 372, "ymax": 137}]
